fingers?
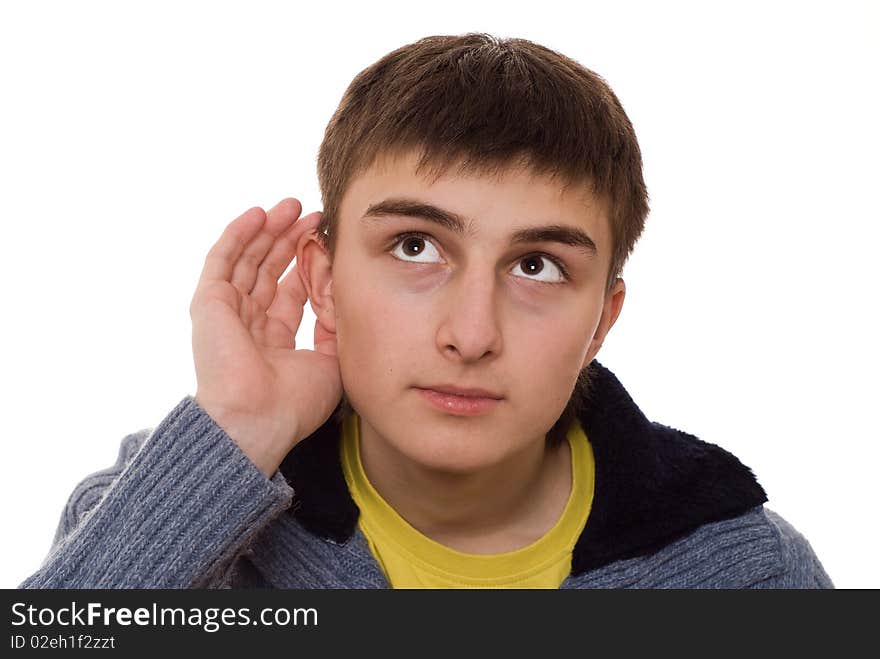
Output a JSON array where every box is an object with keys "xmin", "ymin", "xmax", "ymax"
[
  {"xmin": 266, "ymin": 261, "xmax": 309, "ymax": 338},
  {"xmin": 262, "ymin": 315, "xmax": 297, "ymax": 349},
  {"xmin": 229, "ymin": 198, "xmax": 303, "ymax": 296},
  {"xmin": 197, "ymin": 207, "xmax": 267, "ymax": 286},
  {"xmin": 194, "ymin": 198, "xmax": 322, "ymax": 336},
  {"xmin": 249, "ymin": 210, "xmax": 322, "ymax": 310}
]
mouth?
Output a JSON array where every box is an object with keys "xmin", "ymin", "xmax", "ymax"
[{"xmin": 414, "ymin": 387, "xmax": 503, "ymax": 416}]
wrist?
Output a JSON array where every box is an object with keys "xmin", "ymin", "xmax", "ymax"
[{"xmin": 193, "ymin": 395, "xmax": 298, "ymax": 478}]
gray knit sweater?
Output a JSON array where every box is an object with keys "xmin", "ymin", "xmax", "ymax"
[{"xmin": 18, "ymin": 392, "xmax": 834, "ymax": 589}]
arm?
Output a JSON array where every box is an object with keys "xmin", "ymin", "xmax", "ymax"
[
  {"xmin": 19, "ymin": 199, "xmax": 340, "ymax": 589},
  {"xmin": 18, "ymin": 396, "xmax": 294, "ymax": 589}
]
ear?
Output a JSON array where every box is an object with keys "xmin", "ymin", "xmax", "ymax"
[
  {"xmin": 581, "ymin": 277, "xmax": 626, "ymax": 368},
  {"xmin": 296, "ymin": 228, "xmax": 336, "ymax": 335}
]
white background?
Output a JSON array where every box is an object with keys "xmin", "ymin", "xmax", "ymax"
[{"xmin": 2, "ymin": 0, "xmax": 877, "ymax": 588}]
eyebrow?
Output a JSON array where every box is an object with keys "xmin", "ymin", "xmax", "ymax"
[{"xmin": 362, "ymin": 197, "xmax": 598, "ymax": 258}]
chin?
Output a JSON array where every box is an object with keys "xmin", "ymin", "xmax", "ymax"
[
  {"xmin": 353, "ymin": 392, "xmax": 518, "ymax": 472},
  {"xmin": 394, "ymin": 432, "xmax": 509, "ymax": 475}
]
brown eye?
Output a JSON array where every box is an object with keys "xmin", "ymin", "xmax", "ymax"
[
  {"xmin": 511, "ymin": 255, "xmax": 565, "ymax": 284},
  {"xmin": 402, "ymin": 236, "xmax": 426, "ymax": 257},
  {"xmin": 520, "ymin": 256, "xmax": 544, "ymax": 275},
  {"xmin": 390, "ymin": 233, "xmax": 443, "ymax": 263}
]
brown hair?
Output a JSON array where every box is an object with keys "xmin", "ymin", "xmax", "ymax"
[{"xmin": 317, "ymin": 33, "xmax": 649, "ymax": 446}]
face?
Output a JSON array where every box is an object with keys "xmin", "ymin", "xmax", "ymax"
[{"xmin": 306, "ymin": 150, "xmax": 624, "ymax": 474}]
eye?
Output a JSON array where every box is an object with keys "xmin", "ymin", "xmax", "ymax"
[
  {"xmin": 510, "ymin": 255, "xmax": 567, "ymax": 284},
  {"xmin": 389, "ymin": 233, "xmax": 444, "ymax": 263}
]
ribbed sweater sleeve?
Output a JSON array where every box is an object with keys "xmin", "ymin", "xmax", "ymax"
[
  {"xmin": 747, "ymin": 509, "xmax": 834, "ymax": 589},
  {"xmin": 18, "ymin": 396, "xmax": 294, "ymax": 589}
]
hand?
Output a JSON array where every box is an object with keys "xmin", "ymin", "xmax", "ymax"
[{"xmin": 190, "ymin": 198, "xmax": 343, "ymax": 477}]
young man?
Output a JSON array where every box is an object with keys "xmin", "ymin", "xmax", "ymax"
[{"xmin": 21, "ymin": 34, "xmax": 832, "ymax": 588}]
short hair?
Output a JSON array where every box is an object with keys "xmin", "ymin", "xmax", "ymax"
[{"xmin": 317, "ymin": 33, "xmax": 649, "ymax": 446}]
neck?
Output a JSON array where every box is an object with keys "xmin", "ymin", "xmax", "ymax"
[{"xmin": 357, "ymin": 418, "xmax": 572, "ymax": 554}]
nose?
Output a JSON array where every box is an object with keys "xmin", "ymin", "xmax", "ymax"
[{"xmin": 435, "ymin": 266, "xmax": 503, "ymax": 363}]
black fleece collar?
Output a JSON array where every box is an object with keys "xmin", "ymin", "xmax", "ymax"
[{"xmin": 278, "ymin": 361, "xmax": 767, "ymax": 576}]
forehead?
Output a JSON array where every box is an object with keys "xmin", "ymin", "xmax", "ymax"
[{"xmin": 340, "ymin": 149, "xmax": 612, "ymax": 250}]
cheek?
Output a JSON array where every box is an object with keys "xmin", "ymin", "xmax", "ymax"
[
  {"xmin": 516, "ymin": 325, "xmax": 587, "ymax": 382},
  {"xmin": 333, "ymin": 270, "xmax": 431, "ymax": 385},
  {"xmin": 506, "ymin": 327, "xmax": 591, "ymax": 431},
  {"xmin": 510, "ymin": 303, "xmax": 598, "ymax": 391}
]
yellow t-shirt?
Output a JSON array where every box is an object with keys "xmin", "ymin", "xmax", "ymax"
[{"xmin": 339, "ymin": 413, "xmax": 595, "ymax": 588}]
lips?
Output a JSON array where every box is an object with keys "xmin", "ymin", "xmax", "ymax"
[
  {"xmin": 416, "ymin": 385, "xmax": 503, "ymax": 399},
  {"xmin": 416, "ymin": 387, "xmax": 502, "ymax": 416}
]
